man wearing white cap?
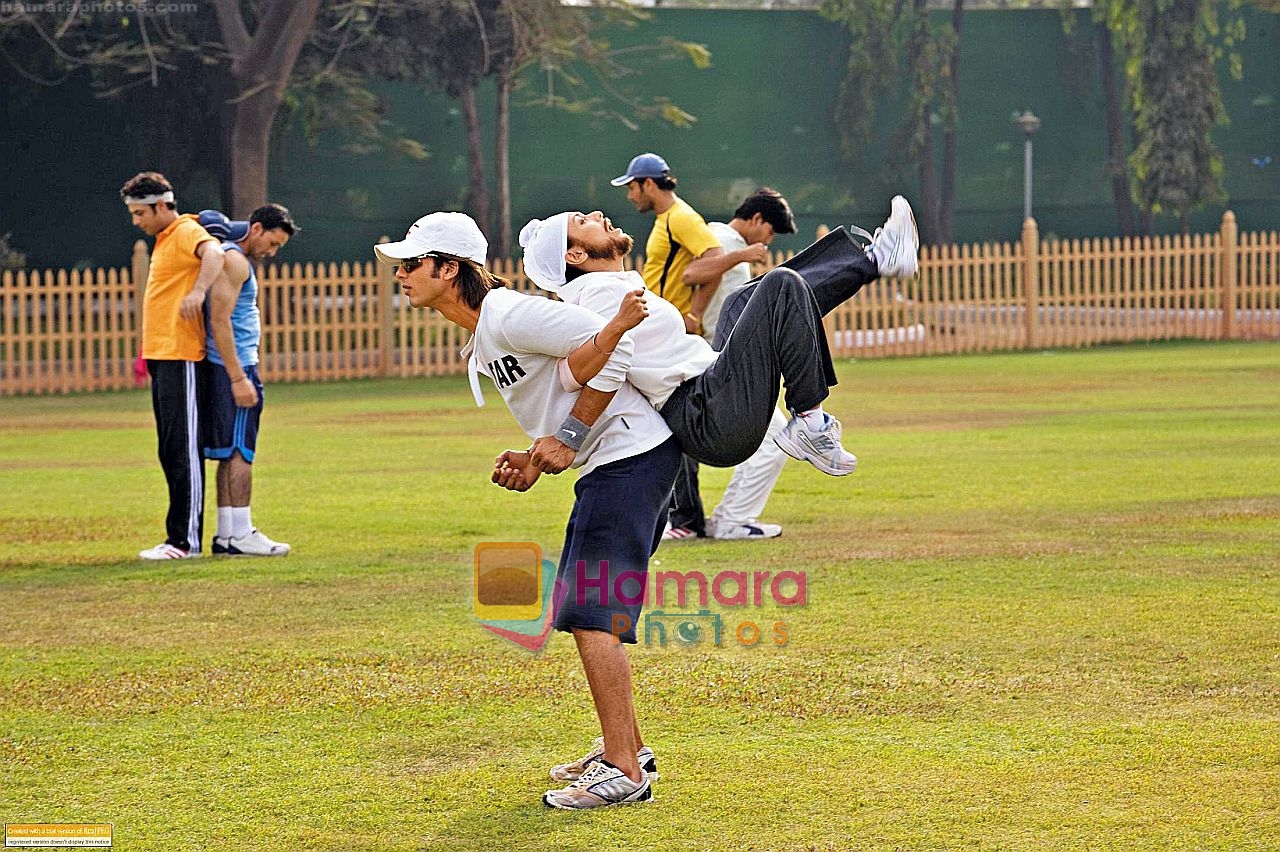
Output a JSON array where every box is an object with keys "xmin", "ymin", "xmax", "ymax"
[
  {"xmin": 374, "ymin": 212, "xmax": 678, "ymax": 810},
  {"xmin": 516, "ymin": 197, "xmax": 918, "ymax": 481},
  {"xmin": 121, "ymin": 170, "xmax": 225, "ymax": 560}
]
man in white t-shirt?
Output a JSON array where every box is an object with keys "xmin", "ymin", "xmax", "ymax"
[
  {"xmin": 374, "ymin": 213, "xmax": 679, "ymax": 811},
  {"xmin": 701, "ymin": 188, "xmax": 798, "ymax": 541},
  {"xmin": 516, "ymin": 197, "xmax": 919, "ymax": 485}
]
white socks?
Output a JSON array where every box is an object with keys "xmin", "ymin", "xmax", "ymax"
[
  {"xmin": 797, "ymin": 407, "xmax": 828, "ymax": 430},
  {"xmin": 231, "ymin": 507, "xmax": 253, "ymax": 539},
  {"xmin": 216, "ymin": 506, "xmax": 233, "ymax": 541},
  {"xmin": 217, "ymin": 506, "xmax": 253, "ymax": 540}
]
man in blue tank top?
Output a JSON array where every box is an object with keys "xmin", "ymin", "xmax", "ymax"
[{"xmin": 198, "ymin": 204, "xmax": 298, "ymax": 556}]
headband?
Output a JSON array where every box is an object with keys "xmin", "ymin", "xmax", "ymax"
[{"xmin": 123, "ymin": 191, "xmax": 175, "ymax": 205}]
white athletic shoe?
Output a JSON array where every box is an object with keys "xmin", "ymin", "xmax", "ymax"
[
  {"xmin": 869, "ymin": 195, "xmax": 919, "ymax": 279},
  {"xmin": 139, "ymin": 543, "xmax": 195, "ymax": 560},
  {"xmin": 662, "ymin": 524, "xmax": 699, "ymax": 541},
  {"xmin": 712, "ymin": 521, "xmax": 783, "ymax": 541},
  {"xmin": 223, "ymin": 528, "xmax": 291, "ymax": 557},
  {"xmin": 773, "ymin": 413, "xmax": 858, "ymax": 477},
  {"xmin": 550, "ymin": 736, "xmax": 660, "ymax": 782},
  {"xmin": 543, "ymin": 759, "xmax": 653, "ymax": 810}
]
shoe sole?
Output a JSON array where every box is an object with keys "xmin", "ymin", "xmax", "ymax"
[
  {"xmin": 773, "ymin": 431, "xmax": 857, "ymax": 476},
  {"xmin": 542, "ymin": 787, "xmax": 653, "ymax": 810}
]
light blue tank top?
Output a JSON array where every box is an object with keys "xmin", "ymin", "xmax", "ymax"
[{"xmin": 206, "ymin": 241, "xmax": 261, "ymax": 367}]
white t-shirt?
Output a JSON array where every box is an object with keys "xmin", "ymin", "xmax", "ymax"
[
  {"xmin": 557, "ymin": 270, "xmax": 719, "ymax": 410},
  {"xmin": 702, "ymin": 221, "xmax": 751, "ymax": 343},
  {"xmin": 462, "ymin": 287, "xmax": 671, "ymax": 475}
]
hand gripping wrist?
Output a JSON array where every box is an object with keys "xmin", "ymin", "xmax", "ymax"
[{"xmin": 555, "ymin": 413, "xmax": 589, "ymax": 452}]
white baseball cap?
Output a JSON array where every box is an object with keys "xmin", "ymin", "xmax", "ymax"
[{"xmin": 374, "ymin": 212, "xmax": 488, "ymax": 266}]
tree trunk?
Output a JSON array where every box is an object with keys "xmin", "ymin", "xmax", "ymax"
[
  {"xmin": 909, "ymin": 0, "xmax": 940, "ymax": 244},
  {"xmin": 461, "ymin": 84, "xmax": 490, "ymax": 239},
  {"xmin": 938, "ymin": 0, "xmax": 964, "ymax": 245},
  {"xmin": 494, "ymin": 72, "xmax": 512, "ymax": 259},
  {"xmin": 230, "ymin": 90, "xmax": 278, "ymax": 218},
  {"xmin": 213, "ymin": 0, "xmax": 322, "ymax": 217},
  {"xmin": 917, "ymin": 102, "xmax": 941, "ymax": 245},
  {"xmin": 1098, "ymin": 23, "xmax": 1136, "ymax": 236}
]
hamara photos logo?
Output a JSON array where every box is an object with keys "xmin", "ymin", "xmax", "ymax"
[
  {"xmin": 473, "ymin": 542, "xmax": 565, "ymax": 651},
  {"xmin": 473, "ymin": 543, "xmax": 806, "ymax": 652}
]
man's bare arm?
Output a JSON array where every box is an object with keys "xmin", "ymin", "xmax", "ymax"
[
  {"xmin": 179, "ymin": 240, "xmax": 226, "ymax": 320},
  {"xmin": 682, "ymin": 244, "xmax": 772, "ymax": 330},
  {"xmin": 529, "ymin": 386, "xmax": 617, "ymax": 474},
  {"xmin": 210, "ymin": 251, "xmax": 259, "ymax": 408},
  {"xmin": 682, "ymin": 243, "xmax": 770, "ymax": 287},
  {"xmin": 564, "ymin": 289, "xmax": 647, "ymax": 386}
]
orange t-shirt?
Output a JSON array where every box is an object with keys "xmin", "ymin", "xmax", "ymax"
[{"xmin": 141, "ymin": 214, "xmax": 217, "ymax": 361}]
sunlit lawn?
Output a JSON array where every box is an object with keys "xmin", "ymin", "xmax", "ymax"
[{"xmin": 1, "ymin": 341, "xmax": 1277, "ymax": 850}]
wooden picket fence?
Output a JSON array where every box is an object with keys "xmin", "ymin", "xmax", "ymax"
[{"xmin": 2, "ymin": 213, "xmax": 1277, "ymax": 396}]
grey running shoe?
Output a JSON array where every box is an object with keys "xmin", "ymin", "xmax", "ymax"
[
  {"xmin": 550, "ymin": 736, "xmax": 659, "ymax": 782},
  {"xmin": 774, "ymin": 413, "xmax": 858, "ymax": 477},
  {"xmin": 543, "ymin": 760, "xmax": 653, "ymax": 810},
  {"xmin": 868, "ymin": 195, "xmax": 919, "ymax": 278}
]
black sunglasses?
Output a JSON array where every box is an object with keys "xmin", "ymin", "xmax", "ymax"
[{"xmin": 399, "ymin": 254, "xmax": 434, "ymax": 274}]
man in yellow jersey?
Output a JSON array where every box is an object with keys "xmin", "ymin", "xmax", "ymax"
[
  {"xmin": 121, "ymin": 171, "xmax": 225, "ymax": 560},
  {"xmin": 612, "ymin": 152, "xmax": 771, "ymax": 335},
  {"xmin": 613, "ymin": 152, "xmax": 771, "ymax": 539}
]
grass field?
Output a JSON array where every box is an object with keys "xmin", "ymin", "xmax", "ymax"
[{"xmin": 1, "ymin": 341, "xmax": 1278, "ymax": 851}]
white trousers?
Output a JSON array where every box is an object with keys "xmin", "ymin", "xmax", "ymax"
[{"xmin": 709, "ymin": 407, "xmax": 788, "ymax": 531}]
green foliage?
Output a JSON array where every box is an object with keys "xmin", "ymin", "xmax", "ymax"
[
  {"xmin": 1128, "ymin": 0, "xmax": 1230, "ymax": 224},
  {"xmin": 0, "ymin": 233, "xmax": 25, "ymax": 271},
  {"xmin": 821, "ymin": 0, "xmax": 961, "ymax": 158},
  {"xmin": 1084, "ymin": 0, "xmax": 1245, "ymax": 228},
  {"xmin": 820, "ymin": 0, "xmax": 904, "ymax": 159}
]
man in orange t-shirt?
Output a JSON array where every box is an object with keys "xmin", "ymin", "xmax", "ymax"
[{"xmin": 121, "ymin": 171, "xmax": 225, "ymax": 560}]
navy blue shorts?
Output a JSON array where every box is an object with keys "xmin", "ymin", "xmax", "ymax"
[
  {"xmin": 553, "ymin": 436, "xmax": 682, "ymax": 644},
  {"xmin": 202, "ymin": 363, "xmax": 263, "ymax": 463}
]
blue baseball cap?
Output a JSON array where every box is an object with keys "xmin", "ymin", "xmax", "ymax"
[
  {"xmin": 198, "ymin": 209, "xmax": 250, "ymax": 242},
  {"xmin": 610, "ymin": 152, "xmax": 671, "ymax": 186}
]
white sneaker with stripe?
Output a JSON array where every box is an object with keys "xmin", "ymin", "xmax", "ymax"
[{"xmin": 543, "ymin": 760, "xmax": 653, "ymax": 810}]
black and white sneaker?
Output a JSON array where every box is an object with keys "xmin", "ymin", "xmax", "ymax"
[
  {"xmin": 550, "ymin": 736, "xmax": 659, "ymax": 782},
  {"xmin": 222, "ymin": 528, "xmax": 291, "ymax": 557},
  {"xmin": 543, "ymin": 759, "xmax": 653, "ymax": 810}
]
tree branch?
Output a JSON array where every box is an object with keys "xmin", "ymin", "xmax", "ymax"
[
  {"xmin": 237, "ymin": 0, "xmax": 322, "ymax": 86},
  {"xmin": 210, "ymin": 0, "xmax": 251, "ymax": 59},
  {"xmin": 54, "ymin": 0, "xmax": 81, "ymax": 38}
]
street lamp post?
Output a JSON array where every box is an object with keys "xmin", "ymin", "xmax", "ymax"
[{"xmin": 1015, "ymin": 110, "xmax": 1041, "ymax": 222}]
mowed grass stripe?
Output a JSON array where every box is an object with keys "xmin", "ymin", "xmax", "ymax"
[{"xmin": 0, "ymin": 341, "xmax": 1277, "ymax": 849}]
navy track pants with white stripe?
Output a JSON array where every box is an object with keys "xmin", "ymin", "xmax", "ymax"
[{"xmin": 147, "ymin": 359, "xmax": 206, "ymax": 552}]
